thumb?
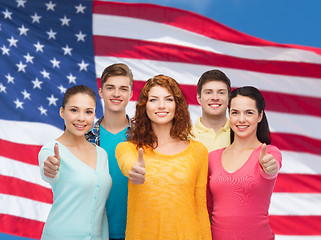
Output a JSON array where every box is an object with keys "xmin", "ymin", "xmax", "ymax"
[
  {"xmin": 137, "ymin": 148, "xmax": 145, "ymax": 168},
  {"xmin": 259, "ymin": 143, "xmax": 267, "ymax": 162},
  {"xmin": 54, "ymin": 143, "xmax": 61, "ymax": 166}
]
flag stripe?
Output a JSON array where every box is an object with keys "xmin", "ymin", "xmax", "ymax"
[
  {"xmin": 92, "ymin": 1, "xmax": 321, "ymax": 58},
  {"xmin": 274, "ymin": 174, "xmax": 321, "ymax": 193},
  {"xmin": 94, "ymin": 35, "xmax": 321, "ymax": 79},
  {"xmin": 0, "ymin": 214, "xmax": 44, "ymax": 240},
  {"xmin": 269, "ymin": 215, "xmax": 321, "ymax": 235},
  {"xmin": 95, "ymin": 56, "xmax": 321, "ymax": 98},
  {"xmin": 0, "ymin": 175, "xmax": 52, "ymax": 204}
]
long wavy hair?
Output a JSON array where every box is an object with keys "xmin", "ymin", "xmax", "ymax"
[
  {"xmin": 129, "ymin": 75, "xmax": 192, "ymax": 149},
  {"xmin": 229, "ymin": 86, "xmax": 271, "ymax": 144}
]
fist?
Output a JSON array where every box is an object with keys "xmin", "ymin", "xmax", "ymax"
[
  {"xmin": 128, "ymin": 148, "xmax": 146, "ymax": 185},
  {"xmin": 44, "ymin": 143, "xmax": 61, "ymax": 178},
  {"xmin": 259, "ymin": 143, "xmax": 278, "ymax": 175}
]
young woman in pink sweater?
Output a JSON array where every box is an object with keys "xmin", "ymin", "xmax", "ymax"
[{"xmin": 207, "ymin": 86, "xmax": 282, "ymax": 240}]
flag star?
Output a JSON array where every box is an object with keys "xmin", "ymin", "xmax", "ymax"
[
  {"xmin": 75, "ymin": 4, "xmax": 86, "ymax": 14},
  {"xmin": 40, "ymin": 69, "xmax": 50, "ymax": 79},
  {"xmin": 46, "ymin": 28, "xmax": 57, "ymax": 39},
  {"xmin": 1, "ymin": 45, "xmax": 10, "ymax": 55},
  {"xmin": 75, "ymin": 31, "xmax": 86, "ymax": 42},
  {"xmin": 50, "ymin": 58, "xmax": 60, "ymax": 68},
  {"xmin": 47, "ymin": 94, "xmax": 58, "ymax": 106},
  {"xmin": 18, "ymin": 25, "xmax": 29, "ymax": 36},
  {"xmin": 3, "ymin": 9, "xmax": 13, "ymax": 19},
  {"xmin": 16, "ymin": 0, "xmax": 26, "ymax": 8},
  {"xmin": 32, "ymin": 78, "xmax": 43, "ymax": 89},
  {"xmin": 62, "ymin": 45, "xmax": 72, "ymax": 55},
  {"xmin": 67, "ymin": 73, "xmax": 76, "ymax": 84},
  {"xmin": 0, "ymin": 83, "xmax": 7, "ymax": 93},
  {"xmin": 78, "ymin": 60, "xmax": 89, "ymax": 71},
  {"xmin": 16, "ymin": 61, "xmax": 27, "ymax": 72},
  {"xmin": 21, "ymin": 89, "xmax": 31, "ymax": 100},
  {"xmin": 23, "ymin": 53, "xmax": 34, "ymax": 63},
  {"xmin": 34, "ymin": 41, "xmax": 44, "ymax": 52},
  {"xmin": 14, "ymin": 98, "xmax": 24, "ymax": 109},
  {"xmin": 46, "ymin": 1, "xmax": 56, "ymax": 11},
  {"xmin": 6, "ymin": 74, "xmax": 14, "ymax": 84},
  {"xmin": 38, "ymin": 105, "xmax": 48, "ymax": 116},
  {"xmin": 31, "ymin": 12, "xmax": 42, "ymax": 23},
  {"xmin": 58, "ymin": 84, "xmax": 67, "ymax": 94},
  {"xmin": 60, "ymin": 15, "xmax": 71, "ymax": 26},
  {"xmin": 8, "ymin": 36, "xmax": 18, "ymax": 47}
]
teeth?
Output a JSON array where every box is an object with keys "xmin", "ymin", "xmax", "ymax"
[
  {"xmin": 156, "ymin": 112, "xmax": 167, "ymax": 116},
  {"xmin": 111, "ymin": 99, "xmax": 121, "ymax": 103},
  {"xmin": 74, "ymin": 124, "xmax": 85, "ymax": 128},
  {"xmin": 237, "ymin": 126, "xmax": 248, "ymax": 129}
]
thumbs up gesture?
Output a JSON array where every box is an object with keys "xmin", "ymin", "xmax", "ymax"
[
  {"xmin": 128, "ymin": 148, "xmax": 146, "ymax": 185},
  {"xmin": 44, "ymin": 143, "xmax": 61, "ymax": 178},
  {"xmin": 259, "ymin": 143, "xmax": 278, "ymax": 175}
]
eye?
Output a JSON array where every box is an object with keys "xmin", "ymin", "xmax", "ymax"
[
  {"xmin": 70, "ymin": 108, "xmax": 77, "ymax": 112},
  {"xmin": 106, "ymin": 86, "xmax": 113, "ymax": 90},
  {"xmin": 231, "ymin": 111, "xmax": 238, "ymax": 115},
  {"xmin": 247, "ymin": 111, "xmax": 254, "ymax": 115},
  {"xmin": 121, "ymin": 88, "xmax": 128, "ymax": 92},
  {"xmin": 86, "ymin": 110, "xmax": 94, "ymax": 114},
  {"xmin": 149, "ymin": 98, "xmax": 157, "ymax": 102},
  {"xmin": 166, "ymin": 97, "xmax": 174, "ymax": 101},
  {"xmin": 219, "ymin": 91, "xmax": 225, "ymax": 95}
]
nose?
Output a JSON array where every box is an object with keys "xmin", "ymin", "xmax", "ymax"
[
  {"xmin": 113, "ymin": 88, "xmax": 120, "ymax": 97},
  {"xmin": 78, "ymin": 112, "xmax": 85, "ymax": 121},
  {"xmin": 212, "ymin": 92, "xmax": 219, "ymax": 100},
  {"xmin": 158, "ymin": 99, "xmax": 165, "ymax": 109},
  {"xmin": 239, "ymin": 113, "xmax": 246, "ymax": 122}
]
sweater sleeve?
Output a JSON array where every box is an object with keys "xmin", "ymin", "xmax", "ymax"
[
  {"xmin": 115, "ymin": 142, "xmax": 138, "ymax": 177},
  {"xmin": 194, "ymin": 142, "xmax": 211, "ymax": 240}
]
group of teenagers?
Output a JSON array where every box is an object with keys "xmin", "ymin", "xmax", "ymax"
[{"xmin": 38, "ymin": 63, "xmax": 282, "ymax": 240}]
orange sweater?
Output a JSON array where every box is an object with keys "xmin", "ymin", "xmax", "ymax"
[{"xmin": 116, "ymin": 140, "xmax": 211, "ymax": 240}]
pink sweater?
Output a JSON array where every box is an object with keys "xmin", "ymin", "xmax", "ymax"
[{"xmin": 207, "ymin": 145, "xmax": 282, "ymax": 240}]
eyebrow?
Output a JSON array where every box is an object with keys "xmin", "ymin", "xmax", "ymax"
[
  {"xmin": 202, "ymin": 88, "xmax": 227, "ymax": 91},
  {"xmin": 149, "ymin": 94, "xmax": 173, "ymax": 98},
  {"xmin": 69, "ymin": 106, "xmax": 95, "ymax": 109},
  {"xmin": 105, "ymin": 84, "xmax": 130, "ymax": 88}
]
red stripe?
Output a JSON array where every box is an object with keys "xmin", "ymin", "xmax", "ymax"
[
  {"xmin": 93, "ymin": 1, "xmax": 321, "ymax": 56},
  {"xmin": 0, "ymin": 214, "xmax": 44, "ymax": 239},
  {"xmin": 129, "ymin": 80, "xmax": 321, "ymax": 118},
  {"xmin": 271, "ymin": 132, "xmax": 321, "ymax": 156},
  {"xmin": 0, "ymin": 138, "xmax": 40, "ymax": 165},
  {"xmin": 0, "ymin": 175, "xmax": 53, "ymax": 204},
  {"xmin": 274, "ymin": 174, "xmax": 321, "ymax": 193},
  {"xmin": 94, "ymin": 35, "xmax": 321, "ymax": 79},
  {"xmin": 269, "ymin": 215, "xmax": 321, "ymax": 235}
]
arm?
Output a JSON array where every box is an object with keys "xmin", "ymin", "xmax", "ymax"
[
  {"xmin": 206, "ymin": 153, "xmax": 213, "ymax": 224},
  {"xmin": 194, "ymin": 144, "xmax": 211, "ymax": 240}
]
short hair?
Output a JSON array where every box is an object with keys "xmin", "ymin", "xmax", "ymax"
[
  {"xmin": 229, "ymin": 86, "xmax": 271, "ymax": 144},
  {"xmin": 129, "ymin": 74, "xmax": 192, "ymax": 149},
  {"xmin": 100, "ymin": 63, "xmax": 133, "ymax": 90},
  {"xmin": 62, "ymin": 85, "xmax": 96, "ymax": 109},
  {"xmin": 197, "ymin": 69, "xmax": 231, "ymax": 97}
]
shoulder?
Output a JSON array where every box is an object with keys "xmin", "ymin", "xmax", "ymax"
[
  {"xmin": 209, "ymin": 148, "xmax": 224, "ymax": 159},
  {"xmin": 190, "ymin": 140, "xmax": 208, "ymax": 153},
  {"xmin": 116, "ymin": 141, "xmax": 137, "ymax": 152},
  {"xmin": 39, "ymin": 141, "xmax": 57, "ymax": 154}
]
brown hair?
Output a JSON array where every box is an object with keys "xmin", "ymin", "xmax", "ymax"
[
  {"xmin": 62, "ymin": 85, "xmax": 97, "ymax": 108},
  {"xmin": 129, "ymin": 75, "xmax": 192, "ymax": 149},
  {"xmin": 100, "ymin": 63, "xmax": 133, "ymax": 89}
]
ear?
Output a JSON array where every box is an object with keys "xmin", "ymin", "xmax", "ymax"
[
  {"xmin": 59, "ymin": 107, "xmax": 64, "ymax": 119},
  {"xmin": 197, "ymin": 94, "xmax": 201, "ymax": 105},
  {"xmin": 258, "ymin": 111, "xmax": 263, "ymax": 123},
  {"xmin": 129, "ymin": 89, "xmax": 133, "ymax": 100},
  {"xmin": 98, "ymin": 87, "xmax": 103, "ymax": 98}
]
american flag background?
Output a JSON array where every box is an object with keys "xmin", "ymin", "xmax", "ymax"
[{"xmin": 0, "ymin": 0, "xmax": 321, "ymax": 239}]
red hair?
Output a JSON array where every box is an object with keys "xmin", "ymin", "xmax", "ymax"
[{"xmin": 129, "ymin": 75, "xmax": 192, "ymax": 149}]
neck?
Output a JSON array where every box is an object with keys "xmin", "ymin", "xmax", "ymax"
[
  {"xmin": 101, "ymin": 109, "xmax": 128, "ymax": 134},
  {"xmin": 230, "ymin": 134, "xmax": 261, "ymax": 150},
  {"xmin": 57, "ymin": 132, "xmax": 88, "ymax": 147},
  {"xmin": 201, "ymin": 113, "xmax": 227, "ymax": 133},
  {"xmin": 152, "ymin": 123, "xmax": 174, "ymax": 145}
]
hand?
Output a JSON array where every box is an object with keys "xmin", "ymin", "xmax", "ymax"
[
  {"xmin": 259, "ymin": 143, "xmax": 278, "ymax": 175},
  {"xmin": 44, "ymin": 143, "xmax": 61, "ymax": 178},
  {"xmin": 128, "ymin": 148, "xmax": 146, "ymax": 185}
]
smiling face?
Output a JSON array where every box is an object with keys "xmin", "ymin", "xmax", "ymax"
[
  {"xmin": 197, "ymin": 80, "xmax": 229, "ymax": 119},
  {"xmin": 146, "ymin": 86, "xmax": 176, "ymax": 128},
  {"xmin": 60, "ymin": 93, "xmax": 96, "ymax": 137},
  {"xmin": 229, "ymin": 95, "xmax": 263, "ymax": 140},
  {"xmin": 99, "ymin": 75, "xmax": 133, "ymax": 114}
]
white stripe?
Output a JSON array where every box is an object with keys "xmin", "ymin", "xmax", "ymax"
[
  {"xmin": 280, "ymin": 151, "xmax": 321, "ymax": 175},
  {"xmin": 270, "ymin": 193, "xmax": 321, "ymax": 215},
  {"xmin": 0, "ymin": 119, "xmax": 63, "ymax": 145},
  {"xmin": 276, "ymin": 236, "xmax": 321, "ymax": 240},
  {"xmin": 0, "ymin": 194, "xmax": 50, "ymax": 222},
  {"xmin": 0, "ymin": 156, "xmax": 51, "ymax": 189},
  {"xmin": 95, "ymin": 56, "xmax": 321, "ymax": 98},
  {"xmin": 93, "ymin": 14, "xmax": 321, "ymax": 64}
]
